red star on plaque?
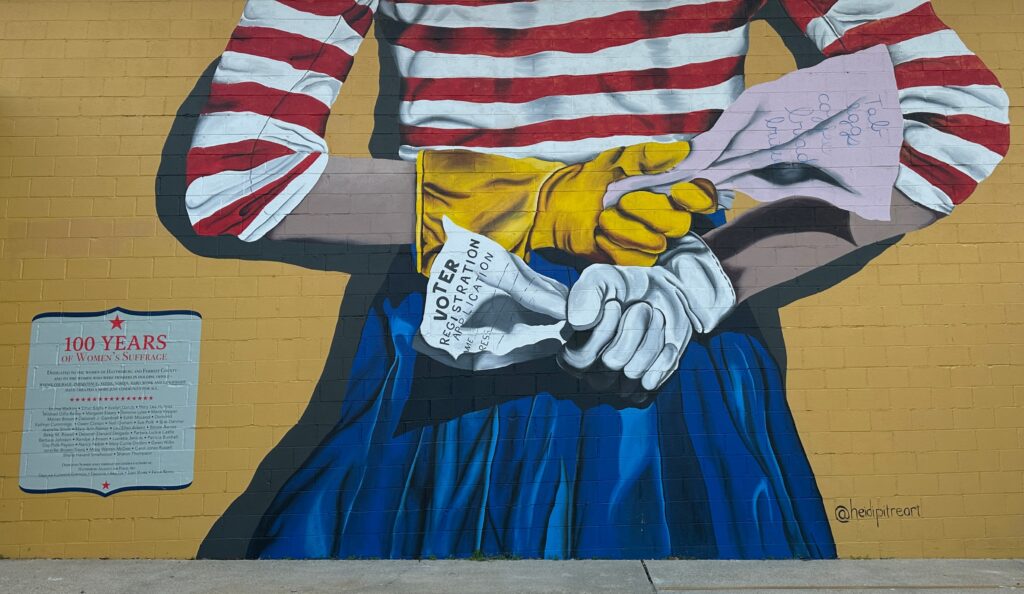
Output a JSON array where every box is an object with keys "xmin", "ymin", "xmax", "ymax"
[
  {"xmin": 101, "ymin": 481, "xmax": 110, "ymax": 490},
  {"xmin": 110, "ymin": 315, "xmax": 124, "ymax": 330}
]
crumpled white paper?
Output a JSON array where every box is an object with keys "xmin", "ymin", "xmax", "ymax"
[
  {"xmin": 414, "ymin": 217, "xmax": 570, "ymax": 370},
  {"xmin": 604, "ymin": 45, "xmax": 903, "ymax": 221}
]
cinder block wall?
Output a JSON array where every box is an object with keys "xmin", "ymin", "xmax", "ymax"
[{"xmin": 0, "ymin": 0, "xmax": 1021, "ymax": 559}]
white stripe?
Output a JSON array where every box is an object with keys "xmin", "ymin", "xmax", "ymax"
[
  {"xmin": 886, "ymin": 29, "xmax": 971, "ymax": 65},
  {"xmin": 192, "ymin": 111, "xmax": 328, "ymax": 153},
  {"xmin": 240, "ymin": 0, "xmax": 365, "ymax": 57},
  {"xmin": 803, "ymin": 17, "xmax": 840, "ymax": 50},
  {"xmin": 898, "ymin": 85, "xmax": 1010, "ymax": 125},
  {"xmin": 391, "ymin": 27, "xmax": 749, "ymax": 79},
  {"xmin": 895, "ymin": 163, "xmax": 953, "ymax": 214},
  {"xmin": 400, "ymin": 77, "xmax": 743, "ymax": 130},
  {"xmin": 215, "ymin": 51, "xmax": 341, "ymax": 107},
  {"xmin": 239, "ymin": 154, "xmax": 329, "ymax": 241},
  {"xmin": 904, "ymin": 120, "xmax": 1003, "ymax": 183},
  {"xmin": 186, "ymin": 152, "xmax": 306, "ymax": 220},
  {"xmin": 379, "ymin": 0, "xmax": 718, "ymax": 30},
  {"xmin": 805, "ymin": 0, "xmax": 928, "ymax": 50},
  {"xmin": 399, "ymin": 133, "xmax": 696, "ymax": 164}
]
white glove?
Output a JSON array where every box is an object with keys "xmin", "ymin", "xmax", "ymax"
[{"xmin": 561, "ymin": 233, "xmax": 736, "ymax": 393}]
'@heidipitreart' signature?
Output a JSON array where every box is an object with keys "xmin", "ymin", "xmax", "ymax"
[{"xmin": 834, "ymin": 500, "xmax": 922, "ymax": 526}]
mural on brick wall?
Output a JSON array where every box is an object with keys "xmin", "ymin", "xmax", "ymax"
[{"xmin": 171, "ymin": 0, "xmax": 1009, "ymax": 559}]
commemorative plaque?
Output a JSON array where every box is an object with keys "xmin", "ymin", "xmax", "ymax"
[{"xmin": 20, "ymin": 308, "xmax": 201, "ymax": 496}]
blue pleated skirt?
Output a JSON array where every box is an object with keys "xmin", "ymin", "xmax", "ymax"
[{"xmin": 248, "ymin": 227, "xmax": 836, "ymax": 560}]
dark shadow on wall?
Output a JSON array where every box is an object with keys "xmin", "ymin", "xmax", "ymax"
[
  {"xmin": 368, "ymin": 21, "xmax": 404, "ymax": 159},
  {"xmin": 155, "ymin": 60, "xmax": 401, "ymax": 559},
  {"xmin": 758, "ymin": 0, "xmax": 827, "ymax": 70},
  {"xmin": 745, "ymin": 237, "xmax": 902, "ymax": 374}
]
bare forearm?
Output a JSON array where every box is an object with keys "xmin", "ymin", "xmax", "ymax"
[
  {"xmin": 702, "ymin": 190, "xmax": 943, "ymax": 303},
  {"xmin": 266, "ymin": 157, "xmax": 944, "ymax": 300},
  {"xmin": 267, "ymin": 156, "xmax": 417, "ymax": 244}
]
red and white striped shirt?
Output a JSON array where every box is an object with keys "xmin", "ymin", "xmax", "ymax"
[{"xmin": 185, "ymin": 0, "xmax": 1010, "ymax": 241}]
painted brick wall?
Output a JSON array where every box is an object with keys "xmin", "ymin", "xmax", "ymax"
[{"xmin": 0, "ymin": 0, "xmax": 1022, "ymax": 559}]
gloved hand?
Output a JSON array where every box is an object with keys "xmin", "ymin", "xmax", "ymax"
[
  {"xmin": 560, "ymin": 233, "xmax": 736, "ymax": 398},
  {"xmin": 415, "ymin": 142, "xmax": 717, "ymax": 274},
  {"xmin": 531, "ymin": 142, "xmax": 718, "ymax": 266}
]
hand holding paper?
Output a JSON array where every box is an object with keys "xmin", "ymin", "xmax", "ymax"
[
  {"xmin": 533, "ymin": 141, "xmax": 718, "ymax": 266},
  {"xmin": 603, "ymin": 46, "xmax": 903, "ymax": 221},
  {"xmin": 416, "ymin": 218, "xmax": 734, "ymax": 396},
  {"xmin": 416, "ymin": 47, "xmax": 906, "ymax": 382},
  {"xmin": 413, "ymin": 217, "xmax": 571, "ymax": 371},
  {"xmin": 560, "ymin": 267, "xmax": 694, "ymax": 394},
  {"xmin": 416, "ymin": 141, "xmax": 718, "ymax": 274}
]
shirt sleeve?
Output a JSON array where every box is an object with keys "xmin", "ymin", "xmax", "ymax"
[
  {"xmin": 778, "ymin": 0, "xmax": 1010, "ymax": 215},
  {"xmin": 185, "ymin": 0, "xmax": 378, "ymax": 241}
]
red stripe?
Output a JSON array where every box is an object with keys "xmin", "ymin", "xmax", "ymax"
[
  {"xmin": 186, "ymin": 139, "xmax": 296, "ymax": 187},
  {"xmin": 387, "ymin": 0, "xmax": 757, "ymax": 57},
  {"xmin": 401, "ymin": 110, "xmax": 722, "ymax": 148},
  {"xmin": 900, "ymin": 142, "xmax": 977, "ymax": 205},
  {"xmin": 403, "ymin": 56, "xmax": 745, "ymax": 104},
  {"xmin": 823, "ymin": 3, "xmax": 946, "ymax": 57},
  {"xmin": 904, "ymin": 113, "xmax": 1010, "ymax": 157},
  {"xmin": 776, "ymin": 0, "xmax": 840, "ymax": 32},
  {"xmin": 226, "ymin": 26, "xmax": 354, "ymax": 80},
  {"xmin": 202, "ymin": 82, "xmax": 331, "ymax": 136},
  {"xmin": 193, "ymin": 152, "xmax": 321, "ymax": 237},
  {"xmin": 894, "ymin": 55, "xmax": 1002, "ymax": 89},
  {"xmin": 274, "ymin": 0, "xmax": 374, "ymax": 26}
]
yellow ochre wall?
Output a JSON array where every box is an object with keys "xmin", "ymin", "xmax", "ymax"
[{"xmin": 0, "ymin": 0, "xmax": 1021, "ymax": 559}]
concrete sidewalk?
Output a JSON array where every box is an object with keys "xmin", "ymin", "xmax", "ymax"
[{"xmin": 1, "ymin": 559, "xmax": 1021, "ymax": 593}]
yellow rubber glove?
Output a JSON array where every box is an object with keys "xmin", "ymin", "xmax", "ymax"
[
  {"xmin": 416, "ymin": 142, "xmax": 717, "ymax": 274},
  {"xmin": 532, "ymin": 142, "xmax": 717, "ymax": 267}
]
